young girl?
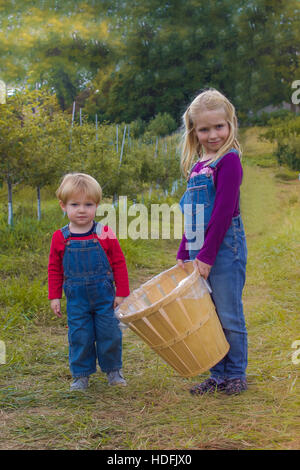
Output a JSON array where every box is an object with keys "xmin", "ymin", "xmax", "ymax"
[
  {"xmin": 48, "ymin": 173, "xmax": 130, "ymax": 391},
  {"xmin": 177, "ymin": 88, "xmax": 248, "ymax": 395}
]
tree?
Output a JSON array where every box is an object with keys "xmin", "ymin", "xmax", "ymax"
[
  {"xmin": 0, "ymin": 0, "xmax": 111, "ymax": 109},
  {"xmin": 234, "ymin": 0, "xmax": 300, "ymax": 113},
  {"xmin": 0, "ymin": 93, "xmax": 27, "ymax": 225},
  {"xmin": 21, "ymin": 89, "xmax": 71, "ymax": 219},
  {"xmin": 1, "ymin": 0, "xmax": 298, "ymax": 122}
]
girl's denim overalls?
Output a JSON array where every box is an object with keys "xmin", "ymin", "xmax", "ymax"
[
  {"xmin": 61, "ymin": 222, "xmax": 122, "ymax": 378},
  {"xmin": 180, "ymin": 150, "xmax": 248, "ymax": 381}
]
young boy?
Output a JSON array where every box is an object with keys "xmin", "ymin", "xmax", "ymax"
[{"xmin": 48, "ymin": 173, "xmax": 130, "ymax": 391}]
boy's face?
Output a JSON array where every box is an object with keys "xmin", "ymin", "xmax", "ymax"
[{"xmin": 60, "ymin": 192, "xmax": 98, "ymax": 232}]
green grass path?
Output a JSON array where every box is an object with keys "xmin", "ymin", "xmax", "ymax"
[{"xmin": 0, "ymin": 164, "xmax": 299, "ymax": 450}]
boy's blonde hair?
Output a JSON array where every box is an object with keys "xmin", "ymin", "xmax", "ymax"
[
  {"xmin": 180, "ymin": 88, "xmax": 242, "ymax": 178},
  {"xmin": 56, "ymin": 173, "xmax": 102, "ymax": 204}
]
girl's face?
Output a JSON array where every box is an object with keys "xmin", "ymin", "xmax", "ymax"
[
  {"xmin": 60, "ymin": 192, "xmax": 98, "ymax": 232},
  {"xmin": 194, "ymin": 108, "xmax": 230, "ymax": 157}
]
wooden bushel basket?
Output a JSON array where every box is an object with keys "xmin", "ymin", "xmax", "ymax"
[{"xmin": 117, "ymin": 262, "xmax": 229, "ymax": 377}]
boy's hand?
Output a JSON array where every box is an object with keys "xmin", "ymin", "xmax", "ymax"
[
  {"xmin": 50, "ymin": 299, "xmax": 62, "ymax": 317},
  {"xmin": 114, "ymin": 296, "xmax": 125, "ymax": 309}
]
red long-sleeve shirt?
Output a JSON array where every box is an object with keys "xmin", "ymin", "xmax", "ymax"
[{"xmin": 48, "ymin": 224, "xmax": 130, "ymax": 299}]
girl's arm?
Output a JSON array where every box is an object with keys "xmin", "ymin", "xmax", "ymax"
[
  {"xmin": 196, "ymin": 152, "xmax": 242, "ymax": 266},
  {"xmin": 177, "ymin": 241, "xmax": 211, "ymax": 279},
  {"xmin": 176, "ymin": 232, "xmax": 190, "ymax": 261}
]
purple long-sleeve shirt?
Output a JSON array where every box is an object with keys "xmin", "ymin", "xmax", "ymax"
[{"xmin": 177, "ymin": 152, "xmax": 243, "ymax": 266}]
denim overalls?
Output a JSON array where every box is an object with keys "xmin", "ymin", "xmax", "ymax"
[
  {"xmin": 180, "ymin": 150, "xmax": 248, "ymax": 381},
  {"xmin": 61, "ymin": 222, "xmax": 122, "ymax": 378}
]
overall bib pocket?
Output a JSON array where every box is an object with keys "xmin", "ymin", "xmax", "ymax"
[{"xmin": 180, "ymin": 185, "xmax": 210, "ymax": 214}]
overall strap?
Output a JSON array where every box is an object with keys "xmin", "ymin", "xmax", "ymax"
[
  {"xmin": 189, "ymin": 161, "xmax": 199, "ymax": 175},
  {"xmin": 209, "ymin": 148, "xmax": 239, "ymax": 169},
  {"xmin": 93, "ymin": 222, "xmax": 113, "ymax": 274},
  {"xmin": 60, "ymin": 224, "xmax": 71, "ymax": 240},
  {"xmin": 94, "ymin": 222, "xmax": 104, "ymax": 237}
]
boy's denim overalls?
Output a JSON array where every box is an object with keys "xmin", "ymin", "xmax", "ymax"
[
  {"xmin": 180, "ymin": 149, "xmax": 248, "ymax": 381},
  {"xmin": 61, "ymin": 222, "xmax": 122, "ymax": 378}
]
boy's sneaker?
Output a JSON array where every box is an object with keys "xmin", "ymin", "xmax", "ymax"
[
  {"xmin": 107, "ymin": 369, "xmax": 127, "ymax": 386},
  {"xmin": 225, "ymin": 378, "xmax": 248, "ymax": 395},
  {"xmin": 70, "ymin": 376, "xmax": 89, "ymax": 391},
  {"xmin": 190, "ymin": 378, "xmax": 227, "ymax": 395}
]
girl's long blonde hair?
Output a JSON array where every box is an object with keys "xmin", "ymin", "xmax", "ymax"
[{"xmin": 180, "ymin": 88, "xmax": 242, "ymax": 178}]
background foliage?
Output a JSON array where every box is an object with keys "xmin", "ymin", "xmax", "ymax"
[{"xmin": 0, "ymin": 0, "xmax": 299, "ymax": 124}]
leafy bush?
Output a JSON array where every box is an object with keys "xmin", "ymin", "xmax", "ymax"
[
  {"xmin": 146, "ymin": 112, "xmax": 178, "ymax": 138},
  {"xmin": 274, "ymin": 169, "xmax": 299, "ymax": 181},
  {"xmin": 261, "ymin": 116, "xmax": 300, "ymax": 171},
  {"xmin": 129, "ymin": 118, "xmax": 147, "ymax": 138},
  {"xmin": 243, "ymin": 109, "xmax": 296, "ymax": 127}
]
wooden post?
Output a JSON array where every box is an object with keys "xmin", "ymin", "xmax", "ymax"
[{"xmin": 96, "ymin": 114, "xmax": 98, "ymax": 141}]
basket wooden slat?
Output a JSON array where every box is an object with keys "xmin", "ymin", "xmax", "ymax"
[{"xmin": 117, "ymin": 262, "xmax": 229, "ymax": 377}]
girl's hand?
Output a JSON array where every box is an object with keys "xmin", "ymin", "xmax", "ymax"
[
  {"xmin": 50, "ymin": 299, "xmax": 62, "ymax": 318},
  {"xmin": 177, "ymin": 259, "xmax": 186, "ymax": 270},
  {"xmin": 114, "ymin": 296, "xmax": 125, "ymax": 309},
  {"xmin": 193, "ymin": 259, "xmax": 212, "ymax": 280}
]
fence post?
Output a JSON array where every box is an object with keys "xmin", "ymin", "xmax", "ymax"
[
  {"xmin": 7, "ymin": 178, "xmax": 13, "ymax": 227},
  {"xmin": 128, "ymin": 125, "xmax": 131, "ymax": 148},
  {"xmin": 37, "ymin": 186, "xmax": 41, "ymax": 221},
  {"xmin": 69, "ymin": 101, "xmax": 76, "ymax": 151},
  {"xmin": 119, "ymin": 125, "xmax": 127, "ymax": 168}
]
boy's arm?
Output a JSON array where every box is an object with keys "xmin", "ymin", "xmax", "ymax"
[
  {"xmin": 48, "ymin": 231, "xmax": 65, "ymax": 301},
  {"xmin": 109, "ymin": 237, "xmax": 130, "ymax": 298},
  {"xmin": 99, "ymin": 226, "xmax": 130, "ymax": 298}
]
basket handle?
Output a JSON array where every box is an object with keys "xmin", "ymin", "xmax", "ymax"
[
  {"xmin": 114, "ymin": 307, "xmax": 129, "ymax": 330},
  {"xmin": 184, "ymin": 260, "xmax": 212, "ymax": 293}
]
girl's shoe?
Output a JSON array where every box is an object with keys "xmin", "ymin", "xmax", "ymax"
[
  {"xmin": 225, "ymin": 378, "xmax": 247, "ymax": 395},
  {"xmin": 107, "ymin": 369, "xmax": 127, "ymax": 386},
  {"xmin": 70, "ymin": 376, "xmax": 89, "ymax": 391},
  {"xmin": 190, "ymin": 378, "xmax": 227, "ymax": 395}
]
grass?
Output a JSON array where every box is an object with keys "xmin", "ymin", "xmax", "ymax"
[{"xmin": 0, "ymin": 128, "xmax": 299, "ymax": 450}]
